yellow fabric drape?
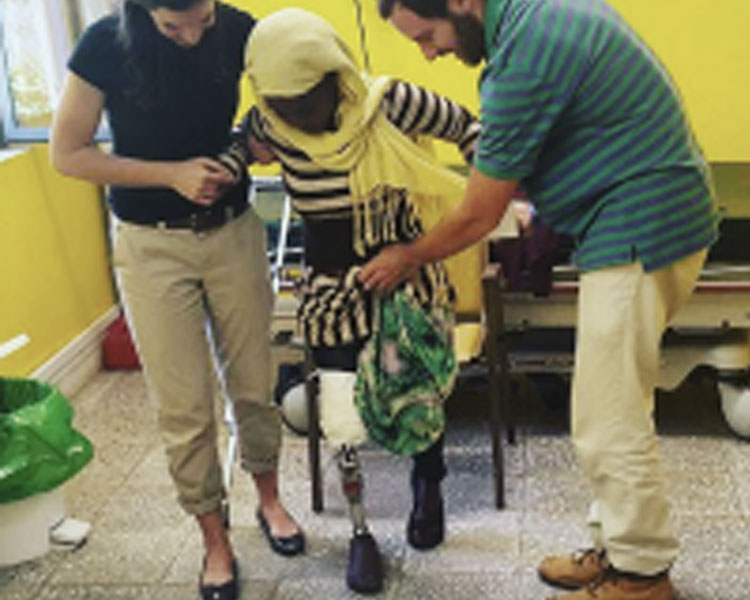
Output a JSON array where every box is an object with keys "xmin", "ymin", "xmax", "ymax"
[{"xmin": 245, "ymin": 7, "xmax": 484, "ymax": 317}]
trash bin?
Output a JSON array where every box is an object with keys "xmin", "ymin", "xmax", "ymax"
[{"xmin": 0, "ymin": 378, "xmax": 93, "ymax": 565}]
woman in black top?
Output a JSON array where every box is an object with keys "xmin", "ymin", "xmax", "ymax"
[{"xmin": 50, "ymin": 2, "xmax": 303, "ymax": 599}]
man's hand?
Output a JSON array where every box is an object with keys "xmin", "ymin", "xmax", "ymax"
[
  {"xmin": 361, "ymin": 170, "xmax": 517, "ymax": 292},
  {"xmin": 358, "ymin": 243, "xmax": 421, "ymax": 292},
  {"xmin": 170, "ymin": 157, "xmax": 236, "ymax": 205}
]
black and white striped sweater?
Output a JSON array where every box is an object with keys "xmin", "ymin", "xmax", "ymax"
[{"xmin": 225, "ymin": 80, "xmax": 479, "ymax": 347}]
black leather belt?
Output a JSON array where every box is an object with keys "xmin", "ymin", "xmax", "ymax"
[{"xmin": 152, "ymin": 203, "xmax": 248, "ymax": 232}]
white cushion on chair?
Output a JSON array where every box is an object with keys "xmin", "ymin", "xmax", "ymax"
[{"xmin": 454, "ymin": 322, "xmax": 483, "ymax": 364}]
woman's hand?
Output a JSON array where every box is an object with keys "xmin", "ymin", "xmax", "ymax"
[{"xmin": 170, "ymin": 158, "xmax": 236, "ymax": 205}]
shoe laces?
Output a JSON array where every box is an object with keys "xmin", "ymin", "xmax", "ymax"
[
  {"xmin": 572, "ymin": 548, "xmax": 605, "ymax": 567},
  {"xmin": 583, "ymin": 566, "xmax": 620, "ymax": 597}
]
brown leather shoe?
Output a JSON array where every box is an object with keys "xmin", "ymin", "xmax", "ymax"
[
  {"xmin": 548, "ymin": 567, "xmax": 674, "ymax": 600},
  {"xmin": 538, "ymin": 549, "xmax": 608, "ymax": 589}
]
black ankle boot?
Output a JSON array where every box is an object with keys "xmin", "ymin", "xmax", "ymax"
[
  {"xmin": 407, "ymin": 478, "xmax": 444, "ymax": 550},
  {"xmin": 346, "ymin": 532, "xmax": 384, "ymax": 594}
]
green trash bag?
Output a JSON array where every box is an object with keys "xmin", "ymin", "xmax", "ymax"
[{"xmin": 0, "ymin": 378, "xmax": 93, "ymax": 504}]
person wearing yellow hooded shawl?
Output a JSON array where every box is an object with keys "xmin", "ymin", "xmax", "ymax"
[{"xmin": 229, "ymin": 7, "xmax": 481, "ymax": 594}]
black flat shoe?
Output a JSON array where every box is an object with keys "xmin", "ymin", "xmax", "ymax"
[
  {"xmin": 199, "ymin": 558, "xmax": 239, "ymax": 600},
  {"xmin": 256, "ymin": 508, "xmax": 305, "ymax": 556},
  {"xmin": 407, "ymin": 478, "xmax": 445, "ymax": 550},
  {"xmin": 347, "ymin": 532, "xmax": 384, "ymax": 594}
]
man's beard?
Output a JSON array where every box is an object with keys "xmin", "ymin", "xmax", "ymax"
[{"xmin": 448, "ymin": 12, "xmax": 486, "ymax": 66}]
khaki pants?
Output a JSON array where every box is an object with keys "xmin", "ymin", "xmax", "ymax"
[
  {"xmin": 572, "ymin": 249, "xmax": 707, "ymax": 574},
  {"xmin": 112, "ymin": 209, "xmax": 281, "ymax": 515}
]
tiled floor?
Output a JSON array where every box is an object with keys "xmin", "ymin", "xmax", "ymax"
[{"xmin": 2, "ymin": 367, "xmax": 750, "ymax": 599}]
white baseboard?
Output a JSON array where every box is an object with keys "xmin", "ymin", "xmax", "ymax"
[{"xmin": 32, "ymin": 306, "xmax": 121, "ymax": 398}]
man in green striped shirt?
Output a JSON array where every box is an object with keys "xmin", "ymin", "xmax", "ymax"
[{"xmin": 362, "ymin": 1, "xmax": 720, "ymax": 599}]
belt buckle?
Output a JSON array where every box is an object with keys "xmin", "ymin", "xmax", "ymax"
[{"xmin": 189, "ymin": 213, "xmax": 200, "ymax": 232}]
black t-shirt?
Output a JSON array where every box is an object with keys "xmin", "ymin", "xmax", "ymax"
[{"xmin": 67, "ymin": 3, "xmax": 254, "ymax": 223}]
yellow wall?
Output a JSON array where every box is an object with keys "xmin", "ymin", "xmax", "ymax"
[
  {"xmin": 234, "ymin": 0, "xmax": 750, "ymax": 163},
  {"xmin": 2, "ymin": 0, "xmax": 745, "ymax": 374},
  {"xmin": 609, "ymin": 1, "xmax": 750, "ymax": 162},
  {"xmin": 0, "ymin": 146, "xmax": 116, "ymax": 376}
]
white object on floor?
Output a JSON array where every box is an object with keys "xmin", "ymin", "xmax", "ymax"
[
  {"xmin": 0, "ymin": 488, "xmax": 64, "ymax": 566},
  {"xmin": 0, "ymin": 333, "xmax": 30, "ymax": 359},
  {"xmin": 49, "ymin": 517, "xmax": 91, "ymax": 549},
  {"xmin": 718, "ymin": 381, "xmax": 750, "ymax": 438}
]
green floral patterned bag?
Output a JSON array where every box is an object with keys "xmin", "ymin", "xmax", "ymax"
[{"xmin": 355, "ymin": 290, "xmax": 456, "ymax": 456}]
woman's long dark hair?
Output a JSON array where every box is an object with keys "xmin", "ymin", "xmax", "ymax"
[{"xmin": 116, "ymin": 0, "xmax": 233, "ymax": 110}]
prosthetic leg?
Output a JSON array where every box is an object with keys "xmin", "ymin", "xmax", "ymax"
[
  {"xmin": 319, "ymin": 370, "xmax": 383, "ymax": 594},
  {"xmin": 338, "ymin": 444, "xmax": 383, "ymax": 593}
]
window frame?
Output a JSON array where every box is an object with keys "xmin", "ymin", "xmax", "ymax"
[{"xmin": 0, "ymin": 0, "xmax": 110, "ymax": 145}]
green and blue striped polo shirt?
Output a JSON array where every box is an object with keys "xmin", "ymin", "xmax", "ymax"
[{"xmin": 477, "ymin": 0, "xmax": 719, "ymax": 272}]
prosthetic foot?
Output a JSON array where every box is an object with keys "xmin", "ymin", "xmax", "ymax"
[{"xmin": 338, "ymin": 446, "xmax": 383, "ymax": 594}]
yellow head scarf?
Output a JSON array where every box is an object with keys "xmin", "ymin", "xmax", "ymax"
[{"xmin": 245, "ymin": 8, "xmax": 483, "ymax": 316}]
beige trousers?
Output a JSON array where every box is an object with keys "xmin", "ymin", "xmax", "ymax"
[
  {"xmin": 112, "ymin": 209, "xmax": 281, "ymax": 515},
  {"xmin": 572, "ymin": 249, "xmax": 707, "ymax": 575}
]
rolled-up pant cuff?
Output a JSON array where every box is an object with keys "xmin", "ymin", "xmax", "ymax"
[
  {"xmin": 180, "ymin": 494, "xmax": 225, "ymax": 517},
  {"xmin": 241, "ymin": 456, "xmax": 279, "ymax": 475}
]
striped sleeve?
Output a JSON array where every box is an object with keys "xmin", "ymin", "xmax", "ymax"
[
  {"xmin": 245, "ymin": 106, "xmax": 269, "ymax": 144},
  {"xmin": 476, "ymin": 66, "xmax": 567, "ymax": 181},
  {"xmin": 382, "ymin": 80, "xmax": 480, "ymax": 163},
  {"xmin": 215, "ymin": 109, "xmax": 257, "ymax": 178},
  {"xmin": 215, "ymin": 106, "xmax": 276, "ymax": 179}
]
